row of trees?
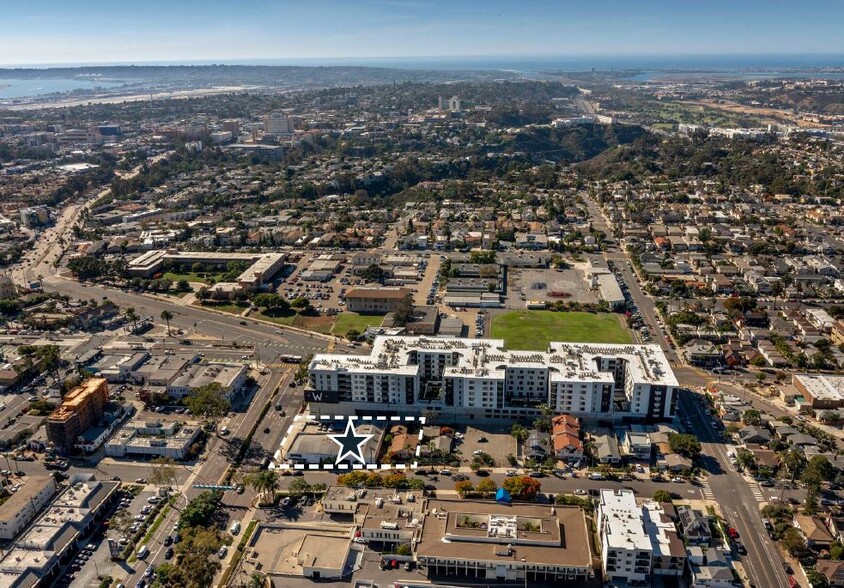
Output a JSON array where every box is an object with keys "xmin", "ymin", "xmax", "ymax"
[
  {"xmin": 152, "ymin": 491, "xmax": 227, "ymax": 588},
  {"xmin": 336, "ymin": 471, "xmax": 425, "ymax": 490}
]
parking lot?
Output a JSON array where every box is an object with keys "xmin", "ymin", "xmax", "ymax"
[
  {"xmin": 266, "ymin": 252, "xmax": 439, "ymax": 329},
  {"xmin": 506, "ymin": 267, "xmax": 598, "ymax": 309},
  {"xmin": 50, "ymin": 485, "xmax": 167, "ymax": 587}
]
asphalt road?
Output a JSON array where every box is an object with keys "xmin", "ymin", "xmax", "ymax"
[
  {"xmin": 680, "ymin": 389, "xmax": 789, "ymax": 588},
  {"xmin": 42, "ymin": 274, "xmax": 333, "ymax": 361},
  {"xmin": 584, "ymin": 193, "xmax": 788, "ymax": 587}
]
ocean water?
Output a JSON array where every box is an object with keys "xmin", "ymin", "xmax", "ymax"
[
  {"xmin": 241, "ymin": 53, "xmax": 844, "ymax": 74},
  {"xmin": 2, "ymin": 54, "xmax": 843, "ymax": 100}
]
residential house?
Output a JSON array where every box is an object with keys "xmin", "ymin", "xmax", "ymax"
[
  {"xmin": 794, "ymin": 513, "xmax": 835, "ymax": 548},
  {"xmin": 815, "ymin": 561, "xmax": 844, "ymax": 588},
  {"xmin": 386, "ymin": 425, "xmax": 416, "ymax": 461},
  {"xmin": 677, "ymin": 506, "xmax": 711, "ymax": 546},
  {"xmin": 738, "ymin": 425, "xmax": 772, "ymax": 445},
  {"xmin": 551, "ymin": 414, "xmax": 583, "ymax": 464},
  {"xmin": 689, "ymin": 547, "xmax": 735, "ymax": 588},
  {"xmin": 593, "ymin": 434, "xmax": 622, "ymax": 465},
  {"xmin": 524, "ymin": 429, "xmax": 550, "ymax": 461}
]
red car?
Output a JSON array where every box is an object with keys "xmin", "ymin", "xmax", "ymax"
[{"xmin": 728, "ymin": 527, "xmax": 739, "ymax": 539}]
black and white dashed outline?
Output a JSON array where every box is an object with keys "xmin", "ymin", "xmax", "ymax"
[{"xmin": 274, "ymin": 414, "xmax": 426, "ymax": 471}]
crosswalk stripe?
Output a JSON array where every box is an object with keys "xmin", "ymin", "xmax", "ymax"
[{"xmin": 747, "ymin": 482, "xmax": 765, "ymax": 501}]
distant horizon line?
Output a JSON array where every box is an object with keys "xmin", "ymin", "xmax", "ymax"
[{"xmin": 2, "ymin": 52, "xmax": 844, "ymax": 69}]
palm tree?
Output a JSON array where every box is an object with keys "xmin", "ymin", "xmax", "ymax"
[
  {"xmin": 160, "ymin": 310, "xmax": 174, "ymax": 337},
  {"xmin": 247, "ymin": 470, "xmax": 279, "ymax": 505},
  {"xmin": 261, "ymin": 470, "xmax": 279, "ymax": 503}
]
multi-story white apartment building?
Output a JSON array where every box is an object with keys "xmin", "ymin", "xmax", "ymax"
[
  {"xmin": 307, "ymin": 336, "xmax": 678, "ymax": 422},
  {"xmin": 597, "ymin": 489, "xmax": 653, "ymax": 584},
  {"xmin": 0, "ymin": 476, "xmax": 57, "ymax": 541}
]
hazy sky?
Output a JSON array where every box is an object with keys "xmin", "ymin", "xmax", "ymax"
[{"xmin": 1, "ymin": 0, "xmax": 843, "ymax": 65}]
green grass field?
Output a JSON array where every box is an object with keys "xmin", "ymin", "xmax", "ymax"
[
  {"xmin": 254, "ymin": 308, "xmax": 298, "ymax": 325},
  {"xmin": 163, "ymin": 271, "xmax": 226, "ymax": 284},
  {"xmin": 332, "ymin": 312, "xmax": 385, "ymax": 336},
  {"xmin": 491, "ymin": 310, "xmax": 631, "ymax": 350},
  {"xmin": 203, "ymin": 302, "xmax": 249, "ymax": 315}
]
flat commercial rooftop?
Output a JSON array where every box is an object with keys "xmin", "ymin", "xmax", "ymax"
[
  {"xmin": 249, "ymin": 524, "xmax": 352, "ymax": 576},
  {"xmin": 415, "ymin": 499, "xmax": 592, "ymax": 568}
]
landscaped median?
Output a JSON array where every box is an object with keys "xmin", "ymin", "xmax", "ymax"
[
  {"xmin": 218, "ymin": 519, "xmax": 258, "ymax": 587},
  {"xmin": 123, "ymin": 495, "xmax": 171, "ymax": 563}
]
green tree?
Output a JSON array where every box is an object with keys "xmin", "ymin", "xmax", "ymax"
[
  {"xmin": 741, "ymin": 409, "xmax": 762, "ymax": 426},
  {"xmin": 735, "ymin": 448, "xmax": 757, "ymax": 472},
  {"xmin": 290, "ymin": 297, "xmax": 310, "ymax": 311},
  {"xmin": 802, "ymin": 455, "xmax": 834, "ymax": 487},
  {"xmin": 67, "ymin": 257, "xmax": 106, "ymax": 280},
  {"xmin": 780, "ymin": 527, "xmax": 806, "ymax": 556},
  {"xmin": 149, "ymin": 458, "xmax": 178, "ymax": 494},
  {"xmin": 179, "ymin": 491, "xmax": 220, "ymax": 529},
  {"xmin": 668, "ymin": 433, "xmax": 702, "ymax": 459},
  {"xmin": 126, "ymin": 307, "xmax": 138, "ymax": 332},
  {"xmin": 171, "ymin": 525, "xmax": 224, "ymax": 587},
  {"xmin": 533, "ymin": 404, "xmax": 553, "ymax": 433},
  {"xmin": 392, "ymin": 294, "xmax": 414, "ymax": 327},
  {"xmin": 468, "ymin": 250, "xmax": 496, "ymax": 264},
  {"xmin": 252, "ymin": 293, "xmax": 289, "ymax": 312},
  {"xmin": 511, "ymin": 424, "xmax": 529, "ymax": 442},
  {"xmin": 653, "ymin": 490, "xmax": 673, "ymax": 503},
  {"xmin": 246, "ymin": 470, "xmax": 280, "ymax": 505},
  {"xmin": 288, "ymin": 477, "xmax": 311, "ymax": 497},
  {"xmin": 502, "ymin": 476, "xmax": 541, "ymax": 501},
  {"xmin": 361, "ymin": 264, "xmax": 385, "ymax": 284},
  {"xmin": 781, "ymin": 449, "xmax": 806, "ymax": 482},
  {"xmin": 160, "ymin": 309, "xmax": 174, "ymax": 336},
  {"xmin": 345, "ymin": 328, "xmax": 361, "ymax": 341},
  {"xmin": 476, "ymin": 478, "xmax": 497, "ymax": 497},
  {"xmin": 455, "ymin": 480, "xmax": 474, "ymax": 497},
  {"xmin": 807, "ymin": 568, "xmax": 830, "ymax": 588},
  {"xmin": 407, "ymin": 478, "xmax": 425, "ymax": 490},
  {"xmin": 185, "ymin": 382, "xmax": 231, "ymax": 431}
]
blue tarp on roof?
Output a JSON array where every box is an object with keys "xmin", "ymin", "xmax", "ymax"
[{"xmin": 496, "ymin": 487, "xmax": 511, "ymax": 503}]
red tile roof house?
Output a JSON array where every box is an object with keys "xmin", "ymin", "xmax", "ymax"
[{"xmin": 551, "ymin": 415, "xmax": 583, "ymax": 463}]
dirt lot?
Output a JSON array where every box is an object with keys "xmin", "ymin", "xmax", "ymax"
[
  {"xmin": 453, "ymin": 423, "xmax": 517, "ymax": 468},
  {"xmin": 506, "ymin": 267, "xmax": 598, "ymax": 309}
]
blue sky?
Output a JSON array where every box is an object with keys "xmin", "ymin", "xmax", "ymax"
[{"xmin": 1, "ymin": 0, "xmax": 843, "ymax": 65}]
